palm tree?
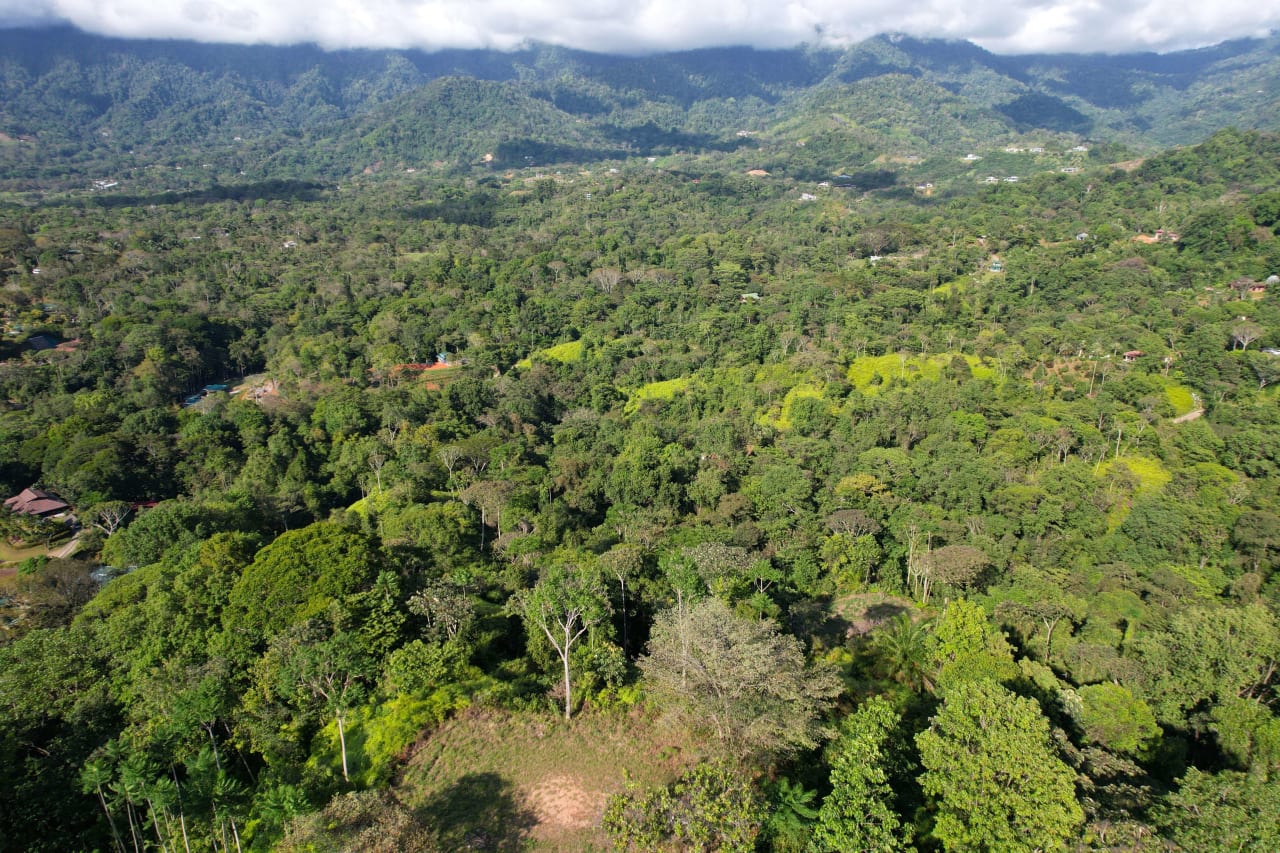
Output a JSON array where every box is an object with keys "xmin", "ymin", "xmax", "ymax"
[
  {"xmin": 869, "ymin": 614, "xmax": 934, "ymax": 693},
  {"xmin": 765, "ymin": 777, "xmax": 820, "ymax": 853}
]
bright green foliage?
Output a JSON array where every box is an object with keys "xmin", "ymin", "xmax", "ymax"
[
  {"xmin": 870, "ymin": 614, "xmax": 934, "ymax": 693},
  {"xmin": 822, "ymin": 532, "xmax": 882, "ymax": 590},
  {"xmin": 1075, "ymin": 683, "xmax": 1161, "ymax": 758},
  {"xmin": 307, "ymin": 690, "xmax": 469, "ymax": 788},
  {"xmin": 222, "ymin": 522, "xmax": 382, "ymax": 646},
  {"xmin": 624, "ymin": 377, "xmax": 693, "ymax": 414},
  {"xmin": 100, "ymin": 498, "xmax": 243, "ymax": 568},
  {"xmin": 1129, "ymin": 603, "xmax": 1280, "ymax": 727},
  {"xmin": 1155, "ymin": 768, "xmax": 1280, "ymax": 852},
  {"xmin": 765, "ymin": 777, "xmax": 820, "ymax": 853},
  {"xmin": 847, "ymin": 353, "xmax": 995, "ymax": 392},
  {"xmin": 516, "ymin": 338, "xmax": 585, "ymax": 368},
  {"xmin": 917, "ymin": 680, "xmax": 1084, "ymax": 853},
  {"xmin": 257, "ymin": 619, "xmax": 376, "ymax": 782},
  {"xmin": 1210, "ymin": 696, "xmax": 1280, "ymax": 776},
  {"xmin": 810, "ymin": 696, "xmax": 913, "ymax": 853},
  {"xmin": 927, "ymin": 598, "xmax": 1018, "ymax": 693},
  {"xmin": 603, "ymin": 760, "xmax": 764, "ymax": 853}
]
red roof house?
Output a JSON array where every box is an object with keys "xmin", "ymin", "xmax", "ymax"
[{"xmin": 4, "ymin": 487, "xmax": 70, "ymax": 518}]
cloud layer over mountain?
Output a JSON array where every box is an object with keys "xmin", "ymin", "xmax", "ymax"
[{"xmin": 1, "ymin": 0, "xmax": 1277, "ymax": 55}]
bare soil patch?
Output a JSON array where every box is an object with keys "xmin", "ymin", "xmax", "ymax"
[
  {"xmin": 525, "ymin": 774, "xmax": 606, "ymax": 833},
  {"xmin": 398, "ymin": 708, "xmax": 697, "ymax": 850},
  {"xmin": 832, "ymin": 591, "xmax": 920, "ymax": 637}
]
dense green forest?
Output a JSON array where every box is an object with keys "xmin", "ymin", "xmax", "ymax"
[{"xmin": 2, "ymin": 26, "xmax": 1280, "ymax": 853}]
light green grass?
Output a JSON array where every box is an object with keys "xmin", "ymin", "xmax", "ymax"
[
  {"xmin": 1098, "ymin": 454, "xmax": 1172, "ymax": 530},
  {"xmin": 932, "ymin": 278, "xmax": 966, "ymax": 297},
  {"xmin": 347, "ymin": 489, "xmax": 392, "ymax": 519},
  {"xmin": 624, "ymin": 376, "xmax": 691, "ymax": 414},
  {"xmin": 1162, "ymin": 381, "xmax": 1197, "ymax": 416},
  {"xmin": 763, "ymin": 383, "xmax": 826, "ymax": 430},
  {"xmin": 1164, "ymin": 562, "xmax": 1231, "ymax": 598},
  {"xmin": 847, "ymin": 352, "xmax": 994, "ymax": 393},
  {"xmin": 515, "ymin": 339, "xmax": 586, "ymax": 369},
  {"xmin": 1099, "ymin": 455, "xmax": 1172, "ymax": 492}
]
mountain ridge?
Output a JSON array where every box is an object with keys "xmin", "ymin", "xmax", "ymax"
[{"xmin": 1, "ymin": 25, "xmax": 1278, "ymax": 182}]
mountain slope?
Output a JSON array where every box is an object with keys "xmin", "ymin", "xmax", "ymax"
[{"xmin": 1, "ymin": 25, "xmax": 1278, "ymax": 181}]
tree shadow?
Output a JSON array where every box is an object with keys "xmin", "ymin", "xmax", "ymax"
[
  {"xmin": 417, "ymin": 772, "xmax": 536, "ymax": 852},
  {"xmin": 864, "ymin": 601, "xmax": 910, "ymax": 624},
  {"xmin": 786, "ymin": 595, "xmax": 852, "ymax": 648}
]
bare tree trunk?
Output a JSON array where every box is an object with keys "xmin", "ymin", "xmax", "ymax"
[
  {"xmin": 337, "ymin": 712, "xmax": 350, "ymax": 782},
  {"xmin": 562, "ymin": 624, "xmax": 573, "ymax": 721},
  {"xmin": 96, "ymin": 785, "xmax": 127, "ymax": 853},
  {"xmin": 1043, "ymin": 616, "xmax": 1061, "ymax": 664},
  {"xmin": 616, "ymin": 573, "xmax": 629, "ymax": 655}
]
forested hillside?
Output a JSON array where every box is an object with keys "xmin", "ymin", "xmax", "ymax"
[
  {"xmin": 1, "ymin": 26, "xmax": 1280, "ymax": 853},
  {"xmin": 2, "ymin": 26, "xmax": 1280, "ymax": 186}
]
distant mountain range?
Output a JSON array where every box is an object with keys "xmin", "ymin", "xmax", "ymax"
[{"xmin": 0, "ymin": 25, "xmax": 1277, "ymax": 182}]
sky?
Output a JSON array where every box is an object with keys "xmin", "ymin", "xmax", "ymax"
[{"xmin": 1, "ymin": 0, "xmax": 1278, "ymax": 56}]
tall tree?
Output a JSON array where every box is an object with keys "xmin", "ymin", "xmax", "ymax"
[
  {"xmin": 516, "ymin": 556, "xmax": 610, "ymax": 721},
  {"xmin": 271, "ymin": 620, "xmax": 375, "ymax": 784},
  {"xmin": 810, "ymin": 696, "xmax": 913, "ymax": 853},
  {"xmin": 916, "ymin": 679, "xmax": 1083, "ymax": 853},
  {"xmin": 640, "ymin": 597, "xmax": 841, "ymax": 760}
]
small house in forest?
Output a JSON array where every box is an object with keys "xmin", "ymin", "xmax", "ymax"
[{"xmin": 4, "ymin": 488, "xmax": 69, "ymax": 518}]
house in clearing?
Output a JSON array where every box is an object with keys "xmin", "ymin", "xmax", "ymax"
[{"xmin": 4, "ymin": 488, "xmax": 70, "ymax": 518}]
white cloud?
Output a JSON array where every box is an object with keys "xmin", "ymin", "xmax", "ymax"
[{"xmin": 0, "ymin": 0, "xmax": 1277, "ymax": 54}]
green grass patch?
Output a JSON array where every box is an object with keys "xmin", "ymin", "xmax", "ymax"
[
  {"xmin": 1099, "ymin": 455, "xmax": 1172, "ymax": 493},
  {"xmin": 847, "ymin": 352, "xmax": 994, "ymax": 393},
  {"xmin": 541, "ymin": 340, "xmax": 585, "ymax": 363},
  {"xmin": 396, "ymin": 708, "xmax": 700, "ymax": 851},
  {"xmin": 1098, "ymin": 454, "xmax": 1172, "ymax": 530},
  {"xmin": 515, "ymin": 339, "xmax": 586, "ymax": 369},
  {"xmin": 764, "ymin": 383, "xmax": 826, "ymax": 430},
  {"xmin": 1163, "ymin": 562, "xmax": 1230, "ymax": 598},
  {"xmin": 1162, "ymin": 381, "xmax": 1197, "ymax": 416},
  {"xmin": 624, "ymin": 377, "xmax": 691, "ymax": 414},
  {"xmin": 347, "ymin": 489, "xmax": 393, "ymax": 519},
  {"xmin": 933, "ymin": 278, "xmax": 967, "ymax": 297}
]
